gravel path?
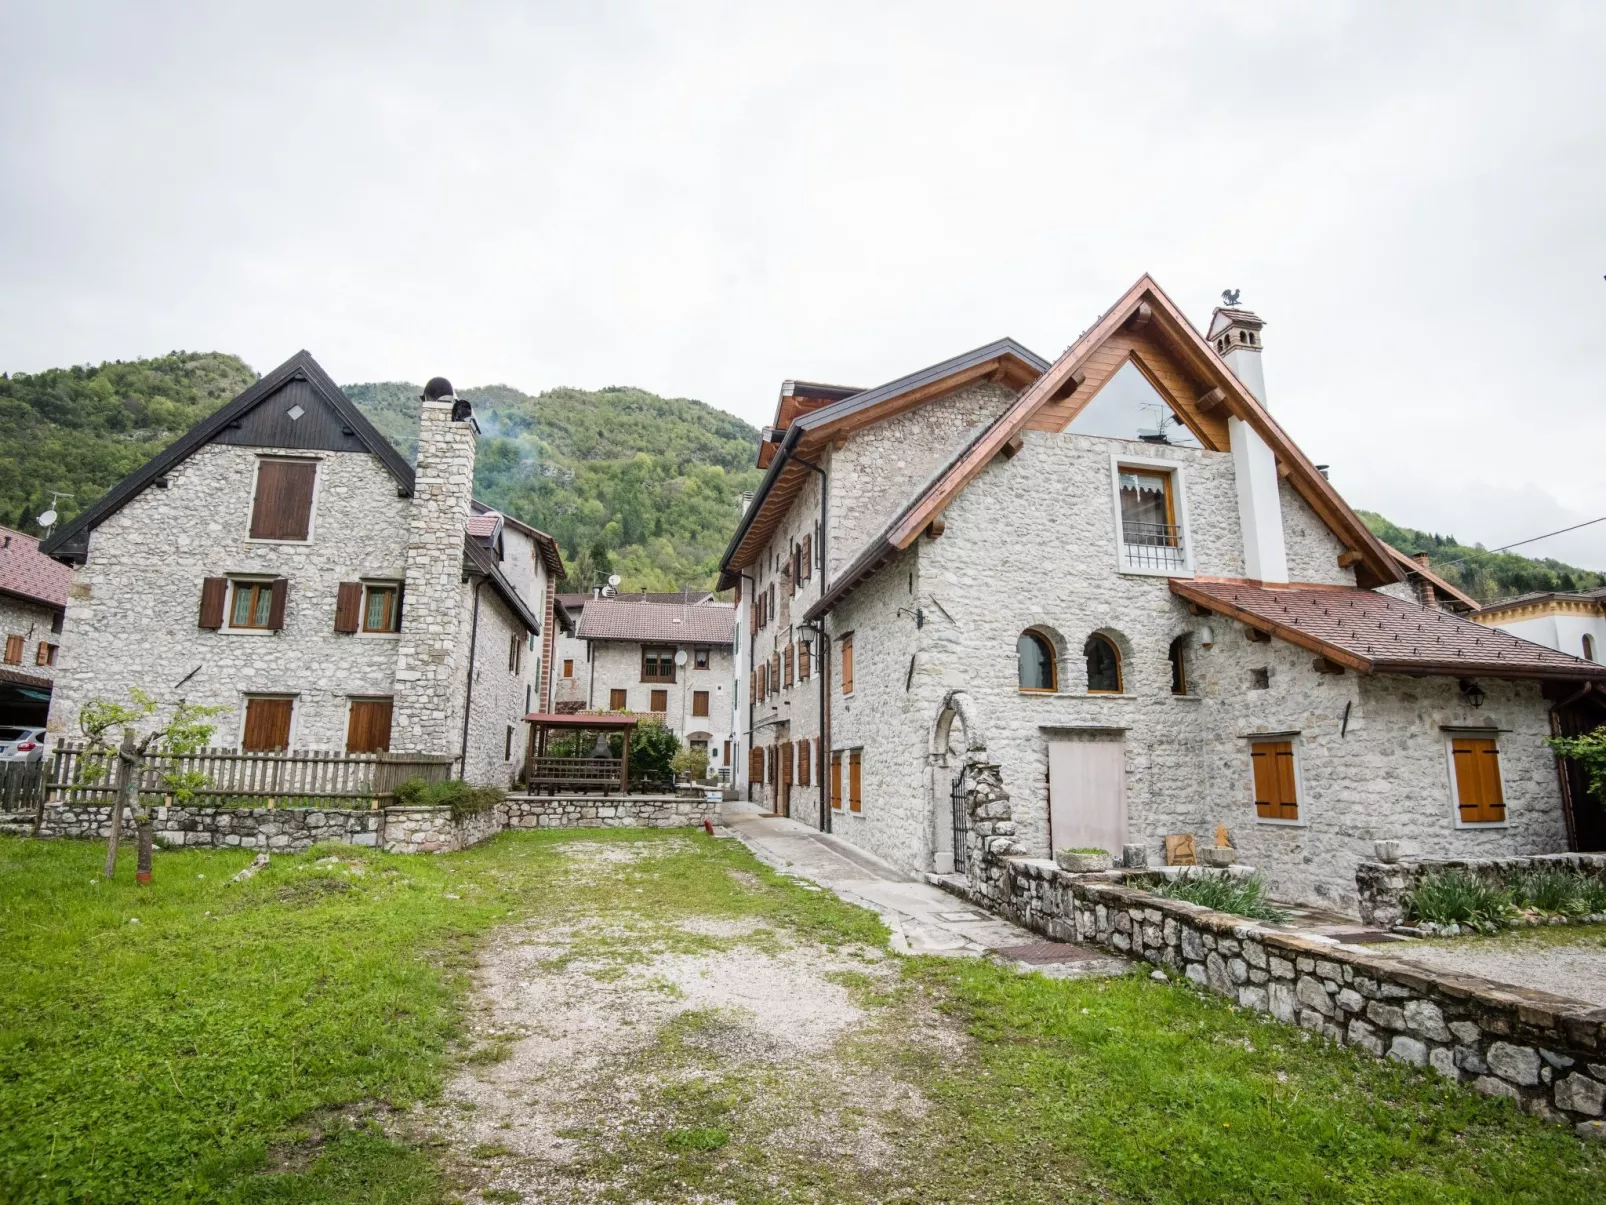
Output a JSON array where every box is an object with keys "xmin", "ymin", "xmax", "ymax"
[{"xmin": 1381, "ymin": 932, "xmax": 1606, "ymax": 1007}]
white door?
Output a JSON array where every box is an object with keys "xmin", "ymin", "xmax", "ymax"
[{"xmin": 1047, "ymin": 735, "xmax": 1127, "ymax": 857}]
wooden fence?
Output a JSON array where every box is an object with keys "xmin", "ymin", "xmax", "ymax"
[
  {"xmin": 0, "ymin": 761, "xmax": 47, "ymax": 811},
  {"xmin": 46, "ymin": 741, "xmax": 456, "ymax": 805}
]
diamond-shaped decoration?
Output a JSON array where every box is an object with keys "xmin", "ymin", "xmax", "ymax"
[{"xmin": 286, "ymin": 404, "xmax": 305, "ymax": 421}]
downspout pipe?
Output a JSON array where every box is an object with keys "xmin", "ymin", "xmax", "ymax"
[
  {"xmin": 459, "ymin": 578, "xmax": 485, "ymax": 780},
  {"xmin": 792, "ymin": 453, "xmax": 830, "ymax": 833},
  {"xmin": 741, "ymin": 571, "xmax": 758, "ymax": 803}
]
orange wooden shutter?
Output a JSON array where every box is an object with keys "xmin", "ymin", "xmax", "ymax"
[
  {"xmin": 1452, "ymin": 738, "xmax": 1505, "ymax": 823},
  {"xmin": 848, "ymin": 750, "xmax": 862, "ymax": 812},
  {"xmin": 242, "ymin": 697, "xmax": 293, "ymax": 751},
  {"xmin": 831, "ymin": 752, "xmax": 843, "ymax": 810},
  {"xmin": 198, "ymin": 577, "xmax": 227, "ymax": 629},
  {"xmin": 334, "ymin": 582, "xmax": 362, "ymax": 633},
  {"xmin": 2, "ymin": 635, "xmax": 21, "ymax": 665},
  {"xmin": 1250, "ymin": 740, "xmax": 1298, "ymax": 820},
  {"xmin": 346, "ymin": 698, "xmax": 393, "ymax": 753},
  {"xmin": 841, "ymin": 634, "xmax": 854, "ymax": 694},
  {"xmin": 784, "ymin": 644, "xmax": 794, "ymax": 686},
  {"xmin": 799, "ymin": 640, "xmax": 811, "ymax": 679}
]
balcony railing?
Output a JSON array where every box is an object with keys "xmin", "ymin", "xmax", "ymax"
[{"xmin": 1121, "ymin": 521, "xmax": 1185, "ymax": 571}]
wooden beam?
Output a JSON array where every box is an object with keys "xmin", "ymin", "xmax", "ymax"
[
  {"xmin": 1337, "ymin": 549, "xmax": 1364, "ymax": 569},
  {"xmin": 1246, "ymin": 628, "xmax": 1270, "ymax": 643},
  {"xmin": 999, "ymin": 433, "xmax": 1024, "ymax": 459},
  {"xmin": 1188, "ymin": 602, "xmax": 1213, "ymax": 617},
  {"xmin": 1127, "ymin": 301, "xmax": 1153, "ymax": 331},
  {"xmin": 1277, "ymin": 460, "xmax": 1293, "ymax": 479},
  {"xmin": 925, "ymin": 510, "xmax": 947, "ymax": 540},
  {"xmin": 1049, "ymin": 369, "xmax": 1087, "ymax": 403},
  {"xmin": 1195, "ymin": 386, "xmax": 1225, "ymax": 414},
  {"xmin": 1312, "ymin": 656, "xmax": 1347, "ymax": 675}
]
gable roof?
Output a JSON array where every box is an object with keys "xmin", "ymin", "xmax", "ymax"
[
  {"xmin": 574, "ymin": 597, "xmax": 735, "ymax": 645},
  {"xmin": 1171, "ymin": 577, "xmax": 1606, "ymax": 682},
  {"xmin": 471, "ymin": 501, "xmax": 565, "ymax": 578},
  {"xmin": 0, "ymin": 526, "xmax": 70, "ymax": 612},
  {"xmin": 1383, "ymin": 543, "xmax": 1479, "ymax": 613},
  {"xmin": 720, "ymin": 337, "xmax": 1050, "ymax": 586},
  {"xmin": 41, "ymin": 350, "xmax": 415, "ymax": 563},
  {"xmin": 461, "ymin": 535, "xmax": 544, "ymax": 634},
  {"xmin": 881, "ymin": 276, "xmax": 1399, "ymax": 591}
]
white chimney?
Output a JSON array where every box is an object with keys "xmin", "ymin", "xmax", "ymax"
[{"xmin": 1209, "ymin": 301, "xmax": 1288, "ymax": 585}]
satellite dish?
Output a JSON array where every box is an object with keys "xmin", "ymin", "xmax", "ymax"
[
  {"xmin": 37, "ymin": 510, "xmax": 57, "ymax": 528},
  {"xmin": 607, "ymin": 574, "xmax": 621, "ymax": 587},
  {"xmin": 674, "ymin": 650, "xmax": 689, "ymax": 666}
]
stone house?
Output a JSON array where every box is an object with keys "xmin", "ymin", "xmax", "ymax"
[
  {"xmin": 719, "ymin": 275, "xmax": 1606, "ymax": 913},
  {"xmin": 1475, "ymin": 587, "xmax": 1606, "ymax": 664},
  {"xmin": 0, "ymin": 525, "xmax": 71, "ymax": 727},
  {"xmin": 549, "ymin": 591, "xmax": 735, "ymax": 774},
  {"xmin": 41, "ymin": 351, "xmax": 564, "ymax": 788}
]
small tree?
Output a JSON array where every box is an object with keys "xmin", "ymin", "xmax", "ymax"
[
  {"xmin": 1548, "ymin": 726, "xmax": 1606, "ymax": 807},
  {"xmin": 612, "ymin": 718, "xmax": 680, "ymax": 788},
  {"xmin": 79, "ymin": 690, "xmax": 225, "ymax": 882},
  {"xmin": 671, "ymin": 745, "xmax": 709, "ymax": 782}
]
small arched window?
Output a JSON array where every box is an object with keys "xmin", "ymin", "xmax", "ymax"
[
  {"xmin": 1168, "ymin": 635, "xmax": 1189, "ymax": 695},
  {"xmin": 1085, "ymin": 634, "xmax": 1122, "ymax": 693},
  {"xmin": 1585, "ymin": 634, "xmax": 1597, "ymax": 663},
  {"xmin": 1017, "ymin": 630, "xmax": 1057, "ymax": 692}
]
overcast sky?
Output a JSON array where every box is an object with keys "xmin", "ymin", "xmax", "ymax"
[{"xmin": 4, "ymin": 2, "xmax": 1603, "ymax": 565}]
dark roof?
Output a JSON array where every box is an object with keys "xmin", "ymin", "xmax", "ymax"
[
  {"xmin": 575, "ymin": 597, "xmax": 735, "ymax": 645},
  {"xmin": 462, "ymin": 536, "xmax": 544, "ymax": 635},
  {"xmin": 0, "ymin": 665, "xmax": 53, "ymax": 690},
  {"xmin": 42, "ymin": 350, "xmax": 415, "ymax": 563},
  {"xmin": 0, "ymin": 526, "xmax": 70, "ymax": 611},
  {"xmin": 559, "ymin": 590, "xmax": 716, "ymax": 610},
  {"xmin": 469, "ymin": 501, "xmax": 564, "ymax": 577},
  {"xmin": 1172, "ymin": 578, "xmax": 1606, "ymax": 682}
]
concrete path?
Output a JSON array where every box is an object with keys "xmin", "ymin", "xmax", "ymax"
[{"xmin": 719, "ymin": 801, "xmax": 1127, "ymax": 977}]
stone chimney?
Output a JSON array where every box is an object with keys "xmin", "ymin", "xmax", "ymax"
[
  {"xmin": 1412, "ymin": 552, "xmax": 1440, "ymax": 610},
  {"xmin": 1209, "ymin": 298, "xmax": 1288, "ymax": 584},
  {"xmin": 391, "ymin": 378, "xmax": 479, "ymax": 756}
]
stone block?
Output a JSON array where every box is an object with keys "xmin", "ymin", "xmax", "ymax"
[
  {"xmin": 1336, "ymin": 988, "xmax": 1365, "ymax": 1015},
  {"xmin": 1243, "ymin": 941, "xmax": 1267, "ymax": 970},
  {"xmin": 1296, "ymin": 956, "xmax": 1315, "ymax": 973},
  {"xmin": 1487, "ymin": 1043, "xmax": 1541, "ymax": 1087},
  {"xmin": 1348, "ymin": 1019, "xmax": 1384, "ymax": 1057},
  {"xmin": 1298, "ymin": 1008, "xmax": 1327, "ymax": 1033},
  {"xmin": 1181, "ymin": 928, "xmax": 1205, "ymax": 962},
  {"xmin": 1541, "ymin": 1049, "xmax": 1575, "ymax": 1069},
  {"xmin": 1315, "ymin": 959, "xmax": 1341, "ymax": 982},
  {"xmin": 1238, "ymin": 985, "xmax": 1268, "ymax": 1011},
  {"xmin": 1456, "ymin": 1047, "xmax": 1488, "ymax": 1075},
  {"xmin": 1429, "ymin": 1047, "xmax": 1459, "ymax": 1079},
  {"xmin": 1270, "ymin": 982, "xmax": 1296, "ymax": 1023},
  {"xmin": 1404, "ymin": 999, "xmax": 1451, "ymax": 1043},
  {"xmin": 1577, "ymin": 1121, "xmax": 1606, "ymax": 1142},
  {"xmin": 1249, "ymin": 968, "xmax": 1269, "ymax": 984},
  {"xmin": 1206, "ymin": 953, "xmax": 1232, "ymax": 996},
  {"xmin": 1228, "ymin": 958, "xmax": 1249, "ymax": 985},
  {"xmin": 1388, "ymin": 1036, "xmax": 1428, "ymax": 1066},
  {"xmin": 1474, "ymin": 1075, "xmax": 1521, "ymax": 1100},
  {"xmin": 1449, "ymin": 1021, "xmax": 1481, "ymax": 1044},
  {"xmin": 1296, "ymin": 976, "xmax": 1334, "ymax": 1017},
  {"xmin": 1367, "ymin": 1001, "xmax": 1406, "ymax": 1031},
  {"xmin": 1185, "ymin": 962, "xmax": 1207, "ymax": 986},
  {"xmin": 1269, "ymin": 956, "xmax": 1295, "ymax": 980},
  {"xmin": 1556, "ymin": 1074, "xmax": 1606, "ymax": 1117}
]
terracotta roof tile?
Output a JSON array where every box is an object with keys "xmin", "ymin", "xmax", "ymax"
[
  {"xmin": 0, "ymin": 527, "xmax": 70, "ymax": 610},
  {"xmin": 1173, "ymin": 578, "xmax": 1606, "ymax": 681},
  {"xmin": 575, "ymin": 598, "xmax": 734, "ymax": 646}
]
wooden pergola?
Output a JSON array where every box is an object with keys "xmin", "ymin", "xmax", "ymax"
[{"xmin": 522, "ymin": 712, "xmax": 639, "ymax": 795}]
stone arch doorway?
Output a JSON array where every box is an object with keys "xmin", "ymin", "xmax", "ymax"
[{"xmin": 929, "ymin": 690, "xmax": 986, "ymax": 874}]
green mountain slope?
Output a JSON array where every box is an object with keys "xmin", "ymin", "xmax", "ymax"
[{"xmin": 1359, "ymin": 512, "xmax": 1606, "ymax": 603}]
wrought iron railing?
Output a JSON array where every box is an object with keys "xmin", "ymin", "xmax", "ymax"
[{"xmin": 1121, "ymin": 521, "xmax": 1185, "ymax": 571}]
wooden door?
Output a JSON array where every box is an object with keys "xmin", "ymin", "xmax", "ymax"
[
  {"xmin": 242, "ymin": 697, "xmax": 294, "ymax": 752},
  {"xmin": 1047, "ymin": 735, "xmax": 1126, "ymax": 857},
  {"xmin": 346, "ymin": 698, "xmax": 394, "ymax": 754},
  {"xmin": 779, "ymin": 740, "xmax": 792, "ymax": 817}
]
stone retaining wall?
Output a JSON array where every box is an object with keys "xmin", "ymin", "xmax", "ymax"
[
  {"xmin": 17, "ymin": 803, "xmax": 384, "ymax": 851},
  {"xmin": 948, "ymin": 767, "xmax": 1606, "ymax": 1136},
  {"xmin": 1357, "ymin": 853, "xmax": 1606, "ymax": 927},
  {"xmin": 504, "ymin": 793, "xmax": 716, "ymax": 829}
]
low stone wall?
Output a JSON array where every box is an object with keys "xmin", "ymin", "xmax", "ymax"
[
  {"xmin": 946, "ymin": 761, "xmax": 1606, "ymax": 1136},
  {"xmin": 1357, "ymin": 853, "xmax": 1606, "ymax": 927},
  {"xmin": 24, "ymin": 802, "xmax": 384, "ymax": 851},
  {"xmin": 380, "ymin": 804, "xmax": 508, "ymax": 854},
  {"xmin": 504, "ymin": 793, "xmax": 716, "ymax": 829}
]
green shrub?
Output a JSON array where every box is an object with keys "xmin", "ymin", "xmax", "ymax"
[
  {"xmin": 1404, "ymin": 870, "xmax": 1511, "ymax": 931},
  {"xmin": 616, "ymin": 718, "xmax": 680, "ymax": 786},
  {"xmin": 1153, "ymin": 870, "xmax": 1290, "ymax": 923},
  {"xmin": 671, "ymin": 746, "xmax": 709, "ymax": 781},
  {"xmin": 390, "ymin": 777, "xmax": 506, "ymax": 820},
  {"xmin": 1509, "ymin": 867, "xmax": 1594, "ymax": 916},
  {"xmin": 1582, "ymin": 877, "xmax": 1606, "ymax": 914}
]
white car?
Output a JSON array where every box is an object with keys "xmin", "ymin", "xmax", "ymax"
[{"xmin": 0, "ymin": 726, "xmax": 47, "ymax": 763}]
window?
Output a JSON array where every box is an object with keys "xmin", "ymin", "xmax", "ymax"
[
  {"xmin": 345, "ymin": 697, "xmax": 393, "ymax": 753},
  {"xmin": 1017, "ymin": 630, "xmax": 1056, "ymax": 692},
  {"xmin": 831, "ymin": 751, "xmax": 843, "ymax": 810},
  {"xmin": 242, "ymin": 696, "xmax": 295, "ymax": 752},
  {"xmin": 797, "ymin": 738, "xmax": 810, "ymax": 786},
  {"xmin": 1249, "ymin": 667, "xmax": 1270, "ymax": 690},
  {"xmin": 229, "ymin": 579, "xmax": 283, "ymax": 630},
  {"xmin": 3, "ymin": 635, "xmax": 21, "ymax": 665},
  {"xmin": 1586, "ymin": 635, "xmax": 1597, "ymax": 663},
  {"xmin": 841, "ymin": 633, "xmax": 854, "ymax": 694},
  {"xmin": 504, "ymin": 725, "xmax": 514, "ymax": 761},
  {"xmin": 610, "ymin": 688, "xmax": 628, "ymax": 711},
  {"xmin": 1450, "ymin": 736, "xmax": 1506, "ymax": 825},
  {"xmin": 849, "ymin": 749, "xmax": 863, "ymax": 812},
  {"xmin": 362, "ymin": 583, "xmax": 401, "ymax": 633},
  {"xmin": 508, "ymin": 632, "xmax": 521, "ymax": 673},
  {"xmin": 1085, "ymin": 634, "xmax": 1122, "ymax": 693},
  {"xmin": 1250, "ymin": 739, "xmax": 1299, "ymax": 821},
  {"xmin": 799, "ymin": 639, "xmax": 811, "ymax": 680},
  {"xmin": 650, "ymin": 689, "xmax": 668, "ymax": 713},
  {"xmin": 1117, "ymin": 466, "xmax": 1183, "ymax": 571},
  {"xmin": 249, "ymin": 458, "xmax": 317, "ymax": 541},
  {"xmin": 642, "ymin": 646, "xmax": 676, "ymax": 682},
  {"xmin": 36, "ymin": 642, "xmax": 57, "ymax": 667},
  {"xmin": 694, "ymin": 647, "xmax": 710, "ymax": 670},
  {"xmin": 692, "ymin": 690, "xmax": 710, "ymax": 717},
  {"xmin": 1168, "ymin": 635, "xmax": 1189, "ymax": 695},
  {"xmin": 563, "ymin": 659, "xmax": 575, "ymax": 678}
]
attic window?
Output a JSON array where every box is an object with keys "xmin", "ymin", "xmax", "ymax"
[{"xmin": 286, "ymin": 404, "xmax": 305, "ymax": 421}]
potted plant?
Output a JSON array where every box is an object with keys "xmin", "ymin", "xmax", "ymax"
[{"xmin": 1057, "ymin": 847, "xmax": 1113, "ymax": 873}]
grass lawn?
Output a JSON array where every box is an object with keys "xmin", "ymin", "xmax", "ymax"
[{"xmin": 2, "ymin": 831, "xmax": 1603, "ymax": 1204}]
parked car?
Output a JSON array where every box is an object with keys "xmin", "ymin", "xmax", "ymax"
[{"xmin": 0, "ymin": 726, "xmax": 48, "ymax": 763}]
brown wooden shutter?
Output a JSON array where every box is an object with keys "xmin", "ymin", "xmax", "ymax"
[
  {"xmin": 198, "ymin": 577, "xmax": 227, "ymax": 629},
  {"xmin": 1452, "ymin": 738, "xmax": 1505, "ymax": 823},
  {"xmin": 1250, "ymin": 740, "xmax": 1298, "ymax": 820},
  {"xmin": 3, "ymin": 635, "xmax": 21, "ymax": 665},
  {"xmin": 346, "ymin": 697, "xmax": 393, "ymax": 753},
  {"xmin": 394, "ymin": 582, "xmax": 405, "ymax": 631},
  {"xmin": 781, "ymin": 741, "xmax": 794, "ymax": 785},
  {"xmin": 650, "ymin": 689, "xmax": 667, "ymax": 712},
  {"xmin": 784, "ymin": 644, "xmax": 794, "ymax": 687},
  {"xmin": 849, "ymin": 749, "xmax": 862, "ymax": 812},
  {"xmin": 831, "ymin": 752, "xmax": 843, "ymax": 810},
  {"xmin": 266, "ymin": 578, "xmax": 289, "ymax": 630},
  {"xmin": 334, "ymin": 582, "xmax": 362, "ymax": 633},
  {"xmin": 749, "ymin": 746, "xmax": 764, "ymax": 784},
  {"xmin": 610, "ymin": 688, "xmax": 627, "ymax": 710},
  {"xmin": 797, "ymin": 738, "xmax": 810, "ymax": 786},
  {"xmin": 841, "ymin": 634, "xmax": 854, "ymax": 694},
  {"xmin": 249, "ymin": 459, "xmax": 317, "ymax": 540},
  {"xmin": 770, "ymin": 653, "xmax": 781, "ymax": 690},
  {"xmin": 242, "ymin": 697, "xmax": 294, "ymax": 751},
  {"xmin": 799, "ymin": 640, "xmax": 810, "ymax": 680},
  {"xmin": 693, "ymin": 690, "xmax": 710, "ymax": 717}
]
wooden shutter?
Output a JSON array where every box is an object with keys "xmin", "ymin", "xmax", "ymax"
[
  {"xmin": 1452, "ymin": 738, "xmax": 1506, "ymax": 823},
  {"xmin": 610, "ymin": 688, "xmax": 627, "ymax": 710},
  {"xmin": 1250, "ymin": 740, "xmax": 1299, "ymax": 820},
  {"xmin": 849, "ymin": 749, "xmax": 862, "ymax": 812},
  {"xmin": 345, "ymin": 697, "xmax": 393, "ymax": 753},
  {"xmin": 334, "ymin": 582, "xmax": 362, "ymax": 633},
  {"xmin": 770, "ymin": 653, "xmax": 781, "ymax": 691},
  {"xmin": 198, "ymin": 577, "xmax": 227, "ymax": 629},
  {"xmin": 693, "ymin": 690, "xmax": 710, "ymax": 717},
  {"xmin": 249, "ymin": 459, "xmax": 317, "ymax": 540},
  {"xmin": 781, "ymin": 741, "xmax": 794, "ymax": 785},
  {"xmin": 803, "ymin": 534, "xmax": 812, "ymax": 580},
  {"xmin": 2, "ymin": 635, "xmax": 21, "ymax": 665},
  {"xmin": 799, "ymin": 640, "xmax": 810, "ymax": 680},
  {"xmin": 797, "ymin": 738, "xmax": 810, "ymax": 786},
  {"xmin": 242, "ymin": 697, "xmax": 294, "ymax": 751},
  {"xmin": 784, "ymin": 644, "xmax": 794, "ymax": 686},
  {"xmin": 650, "ymin": 689, "xmax": 667, "ymax": 712},
  {"xmin": 749, "ymin": 746, "xmax": 764, "ymax": 784},
  {"xmin": 266, "ymin": 578, "xmax": 289, "ymax": 630},
  {"xmin": 841, "ymin": 634, "xmax": 854, "ymax": 694},
  {"xmin": 831, "ymin": 752, "xmax": 843, "ymax": 810}
]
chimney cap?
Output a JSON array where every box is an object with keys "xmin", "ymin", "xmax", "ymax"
[{"xmin": 422, "ymin": 376, "xmax": 456, "ymax": 402}]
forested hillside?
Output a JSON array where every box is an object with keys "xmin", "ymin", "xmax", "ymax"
[{"xmin": 7, "ymin": 351, "xmax": 1602, "ymax": 601}]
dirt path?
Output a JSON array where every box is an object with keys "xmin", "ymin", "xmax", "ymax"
[{"xmin": 424, "ymin": 836, "xmax": 966, "ymax": 1204}]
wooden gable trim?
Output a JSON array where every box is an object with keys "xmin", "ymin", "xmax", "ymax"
[{"xmin": 1025, "ymin": 341, "xmax": 1229, "ymax": 451}]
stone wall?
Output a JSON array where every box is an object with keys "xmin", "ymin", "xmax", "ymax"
[
  {"xmin": 28, "ymin": 802, "xmax": 383, "ymax": 850},
  {"xmin": 504, "ymin": 792, "xmax": 716, "ymax": 829},
  {"xmin": 1357, "ymin": 853, "xmax": 1606, "ymax": 927},
  {"xmin": 0, "ymin": 593, "xmax": 60, "ymax": 683},
  {"xmin": 380, "ymin": 803, "xmax": 506, "ymax": 853},
  {"xmin": 461, "ymin": 588, "xmax": 529, "ymax": 789}
]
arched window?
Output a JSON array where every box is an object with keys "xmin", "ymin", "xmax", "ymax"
[
  {"xmin": 1585, "ymin": 634, "xmax": 1597, "ymax": 663},
  {"xmin": 1168, "ymin": 635, "xmax": 1189, "ymax": 695},
  {"xmin": 1017, "ymin": 630, "xmax": 1057, "ymax": 692},
  {"xmin": 1085, "ymin": 634, "xmax": 1122, "ymax": 693}
]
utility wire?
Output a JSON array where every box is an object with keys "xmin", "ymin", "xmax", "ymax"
[{"xmin": 1428, "ymin": 514, "xmax": 1606, "ymax": 572}]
